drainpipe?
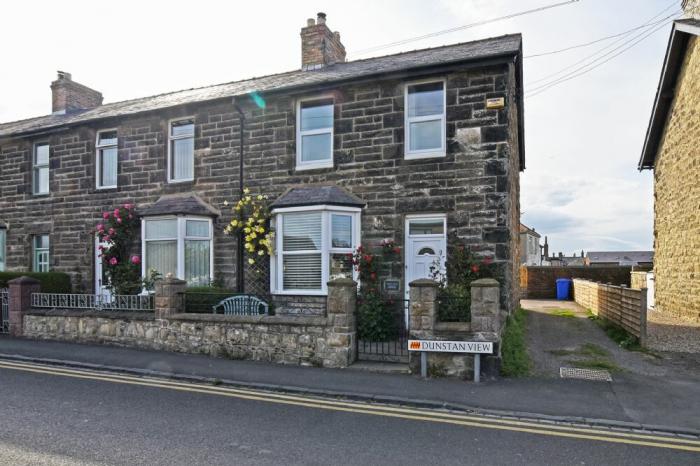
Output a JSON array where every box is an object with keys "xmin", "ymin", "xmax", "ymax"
[{"xmin": 234, "ymin": 100, "xmax": 245, "ymax": 294}]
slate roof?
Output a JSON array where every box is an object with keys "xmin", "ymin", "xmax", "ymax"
[
  {"xmin": 0, "ymin": 34, "xmax": 522, "ymax": 140},
  {"xmin": 139, "ymin": 193, "xmax": 221, "ymax": 218},
  {"xmin": 270, "ymin": 185, "xmax": 365, "ymax": 209},
  {"xmin": 519, "ymin": 223, "xmax": 541, "ymax": 238},
  {"xmin": 639, "ymin": 19, "xmax": 700, "ymax": 169},
  {"xmin": 586, "ymin": 251, "xmax": 654, "ymax": 265}
]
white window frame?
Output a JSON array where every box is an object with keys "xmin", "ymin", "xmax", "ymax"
[
  {"xmin": 141, "ymin": 216, "xmax": 214, "ymax": 285},
  {"xmin": 270, "ymin": 205, "xmax": 360, "ymax": 296},
  {"xmin": 296, "ymin": 96, "xmax": 334, "ymax": 171},
  {"xmin": 32, "ymin": 142, "xmax": 50, "ymax": 195},
  {"xmin": 167, "ymin": 117, "xmax": 195, "ymax": 183},
  {"xmin": 0, "ymin": 228, "xmax": 6, "ymax": 272},
  {"xmin": 33, "ymin": 234, "xmax": 50, "ymax": 272},
  {"xmin": 404, "ymin": 78, "xmax": 447, "ymax": 160},
  {"xmin": 96, "ymin": 129, "xmax": 118, "ymax": 189}
]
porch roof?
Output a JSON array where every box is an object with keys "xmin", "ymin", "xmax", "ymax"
[
  {"xmin": 139, "ymin": 193, "xmax": 221, "ymax": 218},
  {"xmin": 270, "ymin": 186, "xmax": 365, "ymax": 209}
]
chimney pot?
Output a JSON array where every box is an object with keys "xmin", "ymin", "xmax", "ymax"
[
  {"xmin": 307, "ymin": 18, "xmax": 315, "ymax": 26},
  {"xmin": 317, "ymin": 12, "xmax": 327, "ymax": 24},
  {"xmin": 57, "ymin": 71, "xmax": 72, "ymax": 81}
]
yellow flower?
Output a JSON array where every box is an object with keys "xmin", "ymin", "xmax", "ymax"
[
  {"xmin": 223, "ymin": 200, "xmax": 229, "ymax": 206},
  {"xmin": 257, "ymin": 219, "xmax": 264, "ymax": 224},
  {"xmin": 248, "ymin": 258, "xmax": 255, "ymax": 265},
  {"xmin": 245, "ymin": 196, "xmax": 251, "ymax": 202},
  {"xmin": 230, "ymin": 219, "xmax": 238, "ymax": 226},
  {"xmin": 258, "ymin": 250, "xmax": 264, "ymax": 256},
  {"xmin": 243, "ymin": 188, "xmax": 250, "ymax": 194},
  {"xmin": 244, "ymin": 227, "xmax": 251, "ymax": 233},
  {"xmin": 250, "ymin": 232, "xmax": 257, "ymax": 239},
  {"xmin": 257, "ymin": 195, "xmax": 263, "ymax": 200},
  {"xmin": 235, "ymin": 205, "xmax": 241, "ymax": 211}
]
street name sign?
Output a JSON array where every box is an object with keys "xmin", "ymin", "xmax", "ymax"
[{"xmin": 408, "ymin": 340, "xmax": 493, "ymax": 354}]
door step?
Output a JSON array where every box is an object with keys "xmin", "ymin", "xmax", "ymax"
[{"xmin": 349, "ymin": 361, "xmax": 410, "ymax": 374}]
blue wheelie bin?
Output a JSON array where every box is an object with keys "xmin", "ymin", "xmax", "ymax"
[{"xmin": 556, "ymin": 278, "xmax": 572, "ymax": 300}]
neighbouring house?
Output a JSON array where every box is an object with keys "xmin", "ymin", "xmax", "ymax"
[
  {"xmin": 0, "ymin": 13, "xmax": 525, "ymax": 316},
  {"xmin": 519, "ymin": 223, "xmax": 541, "ymax": 266},
  {"xmin": 547, "ymin": 252, "xmax": 585, "ymax": 267},
  {"xmin": 585, "ymin": 251, "xmax": 654, "ymax": 268},
  {"xmin": 638, "ymin": 3, "xmax": 700, "ymax": 321}
]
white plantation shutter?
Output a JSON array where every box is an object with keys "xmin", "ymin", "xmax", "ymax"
[{"xmin": 282, "ymin": 212, "xmax": 322, "ymax": 290}]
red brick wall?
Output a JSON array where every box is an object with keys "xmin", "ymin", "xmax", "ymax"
[{"xmin": 520, "ymin": 266, "xmax": 632, "ymax": 299}]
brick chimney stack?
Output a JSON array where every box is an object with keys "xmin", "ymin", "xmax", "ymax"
[
  {"xmin": 300, "ymin": 12, "xmax": 346, "ymax": 70},
  {"xmin": 50, "ymin": 71, "xmax": 103, "ymax": 114}
]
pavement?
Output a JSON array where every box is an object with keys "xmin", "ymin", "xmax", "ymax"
[
  {"xmin": 1, "ymin": 326, "xmax": 700, "ymax": 435},
  {"xmin": 2, "ymin": 362, "xmax": 698, "ymax": 465}
]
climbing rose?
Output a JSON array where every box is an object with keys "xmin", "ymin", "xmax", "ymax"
[
  {"xmin": 393, "ymin": 247, "xmax": 401, "ymax": 254},
  {"xmin": 471, "ymin": 264, "xmax": 480, "ymax": 274},
  {"xmin": 116, "ymin": 217, "xmax": 123, "ymax": 224},
  {"xmin": 108, "ymin": 228, "xmax": 116, "ymax": 236},
  {"xmin": 130, "ymin": 255, "xmax": 141, "ymax": 265},
  {"xmin": 109, "ymin": 257, "xmax": 118, "ymax": 266},
  {"xmin": 102, "ymin": 212, "xmax": 110, "ymax": 220},
  {"xmin": 114, "ymin": 208, "xmax": 120, "ymax": 217},
  {"xmin": 96, "ymin": 223, "xmax": 105, "ymax": 232},
  {"xmin": 123, "ymin": 203, "xmax": 133, "ymax": 210}
]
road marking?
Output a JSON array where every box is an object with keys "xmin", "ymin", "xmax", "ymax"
[{"xmin": 1, "ymin": 359, "xmax": 699, "ymax": 452}]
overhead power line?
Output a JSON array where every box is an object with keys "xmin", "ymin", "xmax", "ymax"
[
  {"xmin": 525, "ymin": 19, "xmax": 673, "ymax": 99},
  {"xmin": 350, "ymin": 0, "xmax": 580, "ymax": 57},
  {"xmin": 524, "ymin": 0, "xmax": 679, "ymax": 59}
]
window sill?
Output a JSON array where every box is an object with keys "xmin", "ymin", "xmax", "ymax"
[
  {"xmin": 32, "ymin": 193, "xmax": 50, "ymax": 197},
  {"xmin": 404, "ymin": 151, "xmax": 446, "ymax": 160},
  {"xmin": 96, "ymin": 186, "xmax": 118, "ymax": 191},
  {"xmin": 295, "ymin": 161, "xmax": 333, "ymax": 172},
  {"xmin": 167, "ymin": 178, "xmax": 195, "ymax": 184},
  {"xmin": 271, "ymin": 290, "xmax": 328, "ymax": 297}
]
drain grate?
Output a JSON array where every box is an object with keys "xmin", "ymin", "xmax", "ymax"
[{"xmin": 560, "ymin": 367, "xmax": 612, "ymax": 382}]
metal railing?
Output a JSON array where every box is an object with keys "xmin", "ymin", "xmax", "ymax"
[
  {"xmin": 1, "ymin": 288, "xmax": 8, "ymax": 333},
  {"xmin": 437, "ymin": 292, "xmax": 471, "ymax": 322},
  {"xmin": 31, "ymin": 293, "xmax": 154, "ymax": 312}
]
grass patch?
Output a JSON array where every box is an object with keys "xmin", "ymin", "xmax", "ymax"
[
  {"xmin": 549, "ymin": 309, "xmax": 577, "ymax": 318},
  {"xmin": 587, "ymin": 311, "xmax": 641, "ymax": 350},
  {"xmin": 548, "ymin": 349, "xmax": 575, "ymax": 356},
  {"xmin": 501, "ymin": 307, "xmax": 531, "ymax": 377},
  {"xmin": 567, "ymin": 358, "xmax": 621, "ymax": 372},
  {"xmin": 579, "ymin": 343, "xmax": 609, "ymax": 357}
]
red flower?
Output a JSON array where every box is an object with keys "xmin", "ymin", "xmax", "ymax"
[
  {"xmin": 482, "ymin": 257, "xmax": 493, "ymax": 265},
  {"xmin": 108, "ymin": 228, "xmax": 116, "ymax": 236},
  {"xmin": 130, "ymin": 255, "xmax": 141, "ymax": 265},
  {"xmin": 471, "ymin": 264, "xmax": 480, "ymax": 274},
  {"xmin": 109, "ymin": 257, "xmax": 118, "ymax": 266},
  {"xmin": 370, "ymin": 272, "xmax": 377, "ymax": 280},
  {"xmin": 116, "ymin": 217, "xmax": 123, "ymax": 224},
  {"xmin": 113, "ymin": 208, "xmax": 120, "ymax": 217},
  {"xmin": 363, "ymin": 255, "xmax": 372, "ymax": 263},
  {"xmin": 393, "ymin": 247, "xmax": 401, "ymax": 254},
  {"xmin": 102, "ymin": 212, "xmax": 110, "ymax": 220},
  {"xmin": 123, "ymin": 203, "xmax": 133, "ymax": 210}
]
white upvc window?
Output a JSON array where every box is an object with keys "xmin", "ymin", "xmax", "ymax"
[
  {"xmin": 296, "ymin": 97, "xmax": 334, "ymax": 170},
  {"xmin": 0, "ymin": 228, "xmax": 6, "ymax": 272},
  {"xmin": 96, "ymin": 129, "xmax": 118, "ymax": 189},
  {"xmin": 404, "ymin": 79, "xmax": 446, "ymax": 159},
  {"xmin": 271, "ymin": 206, "xmax": 360, "ymax": 295},
  {"xmin": 141, "ymin": 216, "xmax": 213, "ymax": 286},
  {"xmin": 33, "ymin": 143, "xmax": 50, "ymax": 195},
  {"xmin": 168, "ymin": 118, "xmax": 195, "ymax": 183},
  {"xmin": 33, "ymin": 235, "xmax": 50, "ymax": 272}
]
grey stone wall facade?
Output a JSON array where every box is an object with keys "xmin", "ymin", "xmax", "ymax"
[{"xmin": 0, "ymin": 63, "xmax": 521, "ymax": 311}]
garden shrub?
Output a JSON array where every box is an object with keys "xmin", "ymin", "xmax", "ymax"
[{"xmin": 0, "ymin": 272, "xmax": 72, "ymax": 293}]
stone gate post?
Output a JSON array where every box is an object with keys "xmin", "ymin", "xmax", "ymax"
[
  {"xmin": 325, "ymin": 278, "xmax": 357, "ymax": 367},
  {"xmin": 8, "ymin": 276, "xmax": 41, "ymax": 337},
  {"xmin": 470, "ymin": 278, "xmax": 501, "ymax": 334},
  {"xmin": 154, "ymin": 275, "xmax": 187, "ymax": 318}
]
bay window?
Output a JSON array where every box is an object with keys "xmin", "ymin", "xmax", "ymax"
[
  {"xmin": 168, "ymin": 118, "xmax": 195, "ymax": 182},
  {"xmin": 96, "ymin": 130, "xmax": 118, "ymax": 189},
  {"xmin": 272, "ymin": 206, "xmax": 360, "ymax": 295},
  {"xmin": 296, "ymin": 97, "xmax": 334, "ymax": 170},
  {"xmin": 404, "ymin": 80, "xmax": 446, "ymax": 159},
  {"xmin": 142, "ymin": 216, "xmax": 212, "ymax": 286}
]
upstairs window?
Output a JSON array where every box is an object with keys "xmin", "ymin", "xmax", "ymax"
[
  {"xmin": 404, "ymin": 80, "xmax": 446, "ymax": 159},
  {"xmin": 168, "ymin": 119, "xmax": 194, "ymax": 182},
  {"xmin": 0, "ymin": 228, "xmax": 6, "ymax": 272},
  {"xmin": 33, "ymin": 235, "xmax": 49, "ymax": 272},
  {"xmin": 142, "ymin": 217, "xmax": 212, "ymax": 286},
  {"xmin": 33, "ymin": 143, "xmax": 50, "ymax": 195},
  {"xmin": 96, "ymin": 130, "xmax": 118, "ymax": 189},
  {"xmin": 296, "ymin": 98, "xmax": 334, "ymax": 170},
  {"xmin": 271, "ymin": 207, "xmax": 359, "ymax": 295}
]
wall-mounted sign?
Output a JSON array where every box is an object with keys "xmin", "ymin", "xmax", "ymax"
[
  {"xmin": 383, "ymin": 279, "xmax": 401, "ymax": 292},
  {"xmin": 408, "ymin": 340, "xmax": 493, "ymax": 354},
  {"xmin": 486, "ymin": 97, "xmax": 505, "ymax": 110}
]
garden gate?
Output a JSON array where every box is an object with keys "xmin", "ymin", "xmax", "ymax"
[{"xmin": 356, "ymin": 297, "xmax": 409, "ymax": 363}]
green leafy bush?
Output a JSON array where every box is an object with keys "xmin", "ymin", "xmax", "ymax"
[
  {"xmin": 0, "ymin": 272, "xmax": 72, "ymax": 293},
  {"xmin": 357, "ymin": 295, "xmax": 397, "ymax": 341},
  {"xmin": 501, "ymin": 308, "xmax": 531, "ymax": 377}
]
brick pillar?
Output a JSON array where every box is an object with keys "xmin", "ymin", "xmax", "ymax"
[
  {"xmin": 154, "ymin": 275, "xmax": 187, "ymax": 318},
  {"xmin": 8, "ymin": 276, "xmax": 41, "ymax": 337},
  {"xmin": 470, "ymin": 278, "xmax": 501, "ymax": 334},
  {"xmin": 325, "ymin": 278, "xmax": 357, "ymax": 368}
]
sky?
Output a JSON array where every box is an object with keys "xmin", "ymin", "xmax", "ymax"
[{"xmin": 0, "ymin": 0, "xmax": 678, "ymax": 254}]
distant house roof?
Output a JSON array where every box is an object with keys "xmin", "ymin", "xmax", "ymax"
[
  {"xmin": 271, "ymin": 185, "xmax": 365, "ymax": 209},
  {"xmin": 0, "ymin": 34, "xmax": 524, "ymax": 170},
  {"xmin": 639, "ymin": 18, "xmax": 700, "ymax": 169},
  {"xmin": 586, "ymin": 251, "xmax": 654, "ymax": 265},
  {"xmin": 139, "ymin": 193, "xmax": 220, "ymax": 217},
  {"xmin": 519, "ymin": 223, "xmax": 541, "ymax": 238}
]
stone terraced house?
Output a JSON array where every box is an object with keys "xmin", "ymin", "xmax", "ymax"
[
  {"xmin": 0, "ymin": 13, "xmax": 525, "ymax": 316},
  {"xmin": 639, "ymin": 11, "xmax": 700, "ymax": 322}
]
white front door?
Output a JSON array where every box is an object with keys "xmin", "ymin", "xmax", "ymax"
[
  {"xmin": 94, "ymin": 236, "xmax": 112, "ymax": 300},
  {"xmin": 405, "ymin": 215, "xmax": 447, "ymax": 301}
]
